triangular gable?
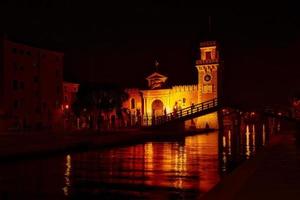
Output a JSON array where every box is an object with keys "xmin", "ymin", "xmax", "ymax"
[
  {"xmin": 146, "ymin": 72, "xmax": 168, "ymax": 81},
  {"xmin": 146, "ymin": 72, "xmax": 168, "ymax": 89}
]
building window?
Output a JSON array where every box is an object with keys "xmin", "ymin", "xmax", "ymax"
[
  {"xmin": 55, "ymin": 69, "xmax": 60, "ymax": 77},
  {"xmin": 13, "ymin": 62, "xmax": 18, "ymax": 70},
  {"xmin": 34, "ymin": 90, "xmax": 40, "ymax": 97},
  {"xmin": 20, "ymin": 99, "xmax": 24, "ymax": 108},
  {"xmin": 55, "ymin": 100, "xmax": 60, "ymax": 109},
  {"xmin": 56, "ymin": 86, "xmax": 60, "ymax": 95},
  {"xmin": 20, "ymin": 81, "xmax": 24, "ymax": 90},
  {"xmin": 203, "ymin": 85, "xmax": 213, "ymax": 93},
  {"xmin": 12, "ymin": 80, "xmax": 18, "ymax": 90},
  {"xmin": 35, "ymin": 107, "xmax": 41, "ymax": 114},
  {"xmin": 131, "ymin": 98, "xmax": 135, "ymax": 109},
  {"xmin": 13, "ymin": 100, "xmax": 19, "ymax": 109},
  {"xmin": 33, "ymin": 76, "xmax": 39, "ymax": 83},
  {"xmin": 33, "ymin": 63, "xmax": 39, "ymax": 68},
  {"xmin": 43, "ymin": 102, "xmax": 47, "ymax": 109},
  {"xmin": 205, "ymin": 51, "xmax": 212, "ymax": 60},
  {"xmin": 11, "ymin": 48, "xmax": 17, "ymax": 54},
  {"xmin": 26, "ymin": 51, "xmax": 32, "ymax": 56}
]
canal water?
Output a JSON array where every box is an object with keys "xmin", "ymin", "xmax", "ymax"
[{"xmin": 0, "ymin": 120, "xmax": 278, "ymax": 200}]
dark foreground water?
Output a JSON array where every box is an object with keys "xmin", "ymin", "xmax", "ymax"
[{"xmin": 0, "ymin": 121, "xmax": 277, "ymax": 200}]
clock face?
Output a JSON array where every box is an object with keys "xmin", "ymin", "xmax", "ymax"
[{"xmin": 204, "ymin": 74, "xmax": 212, "ymax": 82}]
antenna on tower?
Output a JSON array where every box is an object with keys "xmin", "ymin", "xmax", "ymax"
[
  {"xmin": 208, "ymin": 15, "xmax": 212, "ymax": 34},
  {"xmin": 154, "ymin": 59, "xmax": 159, "ymax": 72}
]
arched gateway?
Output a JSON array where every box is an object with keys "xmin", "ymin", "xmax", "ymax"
[{"xmin": 152, "ymin": 99, "xmax": 164, "ymax": 117}]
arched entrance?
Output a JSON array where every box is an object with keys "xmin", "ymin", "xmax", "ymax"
[{"xmin": 152, "ymin": 99, "xmax": 164, "ymax": 117}]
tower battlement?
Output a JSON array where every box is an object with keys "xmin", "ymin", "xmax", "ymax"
[
  {"xmin": 172, "ymin": 85, "xmax": 198, "ymax": 92},
  {"xmin": 200, "ymin": 41, "xmax": 217, "ymax": 47}
]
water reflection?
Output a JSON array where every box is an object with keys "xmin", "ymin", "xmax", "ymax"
[
  {"xmin": 0, "ymin": 157, "xmax": 66, "ymax": 200},
  {"xmin": 63, "ymin": 154, "xmax": 72, "ymax": 196},
  {"xmin": 69, "ymin": 132, "xmax": 219, "ymax": 199},
  {"xmin": 0, "ymin": 118, "xmax": 278, "ymax": 200},
  {"xmin": 220, "ymin": 120, "xmax": 276, "ymax": 174}
]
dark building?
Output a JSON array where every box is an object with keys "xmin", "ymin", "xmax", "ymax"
[{"xmin": 0, "ymin": 38, "xmax": 64, "ymax": 130}]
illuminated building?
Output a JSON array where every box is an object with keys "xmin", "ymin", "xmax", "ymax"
[
  {"xmin": 123, "ymin": 41, "xmax": 221, "ymax": 129},
  {"xmin": 0, "ymin": 38, "xmax": 64, "ymax": 130},
  {"xmin": 63, "ymin": 81, "xmax": 80, "ymax": 110}
]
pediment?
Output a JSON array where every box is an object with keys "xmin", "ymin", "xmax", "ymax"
[
  {"xmin": 146, "ymin": 72, "xmax": 168, "ymax": 89},
  {"xmin": 146, "ymin": 72, "xmax": 168, "ymax": 81}
]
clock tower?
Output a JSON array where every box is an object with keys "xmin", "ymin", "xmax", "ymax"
[{"xmin": 196, "ymin": 41, "xmax": 220, "ymax": 103}]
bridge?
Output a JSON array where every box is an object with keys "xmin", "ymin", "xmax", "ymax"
[
  {"xmin": 147, "ymin": 98, "xmax": 220, "ymax": 128},
  {"xmin": 142, "ymin": 97, "xmax": 300, "ymax": 129}
]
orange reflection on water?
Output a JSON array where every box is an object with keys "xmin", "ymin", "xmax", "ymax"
[
  {"xmin": 252, "ymin": 124, "xmax": 256, "ymax": 147},
  {"xmin": 62, "ymin": 154, "xmax": 72, "ymax": 196},
  {"xmin": 245, "ymin": 125, "xmax": 251, "ymax": 158},
  {"xmin": 185, "ymin": 132, "xmax": 219, "ymax": 192},
  {"xmin": 70, "ymin": 131, "xmax": 221, "ymax": 195}
]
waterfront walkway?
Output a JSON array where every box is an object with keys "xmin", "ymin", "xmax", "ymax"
[{"xmin": 201, "ymin": 129, "xmax": 300, "ymax": 200}]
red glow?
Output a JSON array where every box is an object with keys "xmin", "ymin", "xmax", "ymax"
[{"xmin": 65, "ymin": 104, "xmax": 69, "ymax": 109}]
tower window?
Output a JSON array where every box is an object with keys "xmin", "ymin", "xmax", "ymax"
[
  {"xmin": 20, "ymin": 81, "xmax": 24, "ymax": 90},
  {"xmin": 131, "ymin": 98, "xmax": 136, "ymax": 109},
  {"xmin": 33, "ymin": 76, "xmax": 39, "ymax": 83},
  {"xmin": 183, "ymin": 98, "xmax": 186, "ymax": 104},
  {"xmin": 205, "ymin": 51, "xmax": 212, "ymax": 60},
  {"xmin": 13, "ymin": 99, "xmax": 19, "ymax": 109},
  {"xmin": 13, "ymin": 80, "xmax": 18, "ymax": 90}
]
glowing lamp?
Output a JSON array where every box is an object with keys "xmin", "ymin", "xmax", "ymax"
[{"xmin": 65, "ymin": 104, "xmax": 69, "ymax": 109}]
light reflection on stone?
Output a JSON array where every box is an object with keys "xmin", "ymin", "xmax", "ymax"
[
  {"xmin": 245, "ymin": 125, "xmax": 251, "ymax": 159},
  {"xmin": 252, "ymin": 124, "xmax": 256, "ymax": 147},
  {"xmin": 263, "ymin": 124, "xmax": 266, "ymax": 146},
  {"xmin": 228, "ymin": 130, "xmax": 232, "ymax": 156},
  {"xmin": 62, "ymin": 154, "xmax": 71, "ymax": 196}
]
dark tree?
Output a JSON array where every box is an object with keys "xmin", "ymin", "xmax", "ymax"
[{"xmin": 72, "ymin": 82, "xmax": 129, "ymax": 118}]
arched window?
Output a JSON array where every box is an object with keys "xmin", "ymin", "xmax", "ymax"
[{"xmin": 131, "ymin": 98, "xmax": 135, "ymax": 109}]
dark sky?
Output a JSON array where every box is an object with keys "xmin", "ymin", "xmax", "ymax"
[{"xmin": 1, "ymin": 1, "xmax": 300, "ymax": 107}]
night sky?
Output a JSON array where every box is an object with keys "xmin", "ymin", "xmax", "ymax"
[{"xmin": 1, "ymin": 1, "xmax": 300, "ymax": 107}]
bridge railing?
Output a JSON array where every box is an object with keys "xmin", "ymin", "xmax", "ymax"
[{"xmin": 150, "ymin": 98, "xmax": 219, "ymax": 126}]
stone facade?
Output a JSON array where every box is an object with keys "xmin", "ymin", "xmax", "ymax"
[
  {"xmin": 123, "ymin": 41, "xmax": 221, "ymax": 129},
  {"xmin": 0, "ymin": 38, "xmax": 64, "ymax": 131}
]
